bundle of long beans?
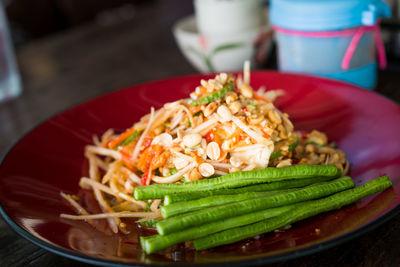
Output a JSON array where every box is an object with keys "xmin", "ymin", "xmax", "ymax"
[{"xmin": 134, "ymin": 165, "xmax": 392, "ymax": 254}]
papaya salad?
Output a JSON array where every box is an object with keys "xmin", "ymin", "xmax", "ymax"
[{"xmin": 60, "ymin": 62, "xmax": 393, "ymax": 254}]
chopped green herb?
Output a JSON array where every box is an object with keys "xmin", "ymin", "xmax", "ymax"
[
  {"xmin": 305, "ymin": 141, "xmax": 324, "ymax": 147},
  {"xmin": 187, "ymin": 119, "xmax": 192, "ymax": 127},
  {"xmin": 289, "ymin": 137, "xmax": 299, "ymax": 152},
  {"xmin": 145, "ymin": 202, "xmax": 151, "ymax": 212},
  {"xmin": 247, "ymin": 103, "xmax": 257, "ymax": 109},
  {"xmin": 154, "ymin": 168, "xmax": 162, "ymax": 177},
  {"xmin": 193, "ymin": 111, "xmax": 202, "ymax": 117},
  {"xmin": 169, "ymin": 168, "xmax": 178, "ymax": 176},
  {"xmin": 270, "ymin": 151, "xmax": 282, "ymax": 161},
  {"xmin": 190, "ymin": 82, "xmax": 234, "ymax": 106}
]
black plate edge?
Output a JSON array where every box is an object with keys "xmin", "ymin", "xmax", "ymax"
[{"xmin": 0, "ymin": 195, "xmax": 399, "ymax": 266}]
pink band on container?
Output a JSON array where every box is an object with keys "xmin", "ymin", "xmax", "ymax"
[{"xmin": 273, "ymin": 23, "xmax": 387, "ymax": 70}]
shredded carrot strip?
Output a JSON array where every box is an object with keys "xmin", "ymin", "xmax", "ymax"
[
  {"xmin": 137, "ymin": 147, "xmax": 150, "ymax": 172},
  {"xmin": 253, "ymin": 92, "xmax": 270, "ymax": 103},
  {"xmin": 108, "ymin": 128, "xmax": 136, "ymax": 149},
  {"xmin": 121, "ymin": 152, "xmax": 134, "ymax": 170}
]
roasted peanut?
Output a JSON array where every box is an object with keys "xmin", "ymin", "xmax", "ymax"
[
  {"xmin": 206, "ymin": 142, "xmax": 221, "ymax": 160},
  {"xmin": 306, "ymin": 130, "xmax": 328, "ymax": 146},
  {"xmin": 217, "ymin": 73, "xmax": 228, "ymax": 85},
  {"xmin": 277, "ymin": 159, "xmax": 292, "ymax": 168},
  {"xmin": 192, "ymin": 115, "xmax": 204, "ymax": 128},
  {"xmin": 229, "ymin": 156, "xmax": 242, "ymax": 167},
  {"xmin": 228, "ymin": 101, "xmax": 242, "ymax": 114},
  {"xmin": 247, "ymin": 114, "xmax": 264, "ymax": 125},
  {"xmin": 217, "ymin": 105, "xmax": 232, "ymax": 122},
  {"xmin": 267, "ymin": 110, "xmax": 282, "ymax": 124},
  {"xmin": 198, "ymin": 163, "xmax": 215, "ymax": 177},
  {"xmin": 225, "ymin": 91, "xmax": 238, "ymax": 104},
  {"xmin": 305, "ymin": 144, "xmax": 316, "ymax": 153},
  {"xmin": 152, "ymin": 133, "xmax": 172, "ymax": 147},
  {"xmin": 203, "ymin": 102, "xmax": 217, "ymax": 117},
  {"xmin": 173, "ymin": 157, "xmax": 189, "ymax": 170},
  {"xmin": 182, "ymin": 133, "xmax": 202, "ymax": 147},
  {"xmin": 188, "ymin": 168, "xmax": 202, "ymax": 181}
]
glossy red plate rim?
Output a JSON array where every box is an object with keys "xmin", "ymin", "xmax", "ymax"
[{"xmin": 0, "ymin": 71, "xmax": 399, "ymax": 266}]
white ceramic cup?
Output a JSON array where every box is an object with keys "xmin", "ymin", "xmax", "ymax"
[{"xmin": 194, "ymin": 0, "xmax": 263, "ymax": 36}]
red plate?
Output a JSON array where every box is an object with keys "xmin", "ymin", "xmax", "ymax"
[{"xmin": 0, "ymin": 72, "xmax": 399, "ymax": 266}]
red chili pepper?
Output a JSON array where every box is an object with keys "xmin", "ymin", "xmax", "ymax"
[
  {"xmin": 299, "ymin": 130, "xmax": 308, "ymax": 140},
  {"xmin": 139, "ymin": 144, "xmax": 163, "ymax": 186},
  {"xmin": 204, "ymin": 129, "xmax": 222, "ymax": 145},
  {"xmin": 204, "ymin": 130, "xmax": 214, "ymax": 143},
  {"xmin": 140, "ymin": 170, "xmax": 151, "ymax": 186}
]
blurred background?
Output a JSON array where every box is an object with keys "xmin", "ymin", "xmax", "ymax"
[
  {"xmin": 5, "ymin": 0, "xmax": 400, "ymax": 55},
  {"xmin": 4, "ymin": 0, "xmax": 400, "ymax": 87},
  {"xmin": 3, "ymin": 0, "xmax": 400, "ymax": 95},
  {"xmin": 6, "ymin": 0, "xmax": 188, "ymax": 44}
]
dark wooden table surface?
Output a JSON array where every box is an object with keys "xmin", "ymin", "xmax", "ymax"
[{"xmin": 1, "ymin": 1, "xmax": 399, "ymax": 266}]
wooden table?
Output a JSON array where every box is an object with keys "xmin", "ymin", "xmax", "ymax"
[{"xmin": 1, "ymin": 2, "xmax": 399, "ymax": 266}]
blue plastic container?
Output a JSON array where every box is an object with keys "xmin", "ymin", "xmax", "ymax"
[{"xmin": 270, "ymin": 0, "xmax": 391, "ymax": 89}]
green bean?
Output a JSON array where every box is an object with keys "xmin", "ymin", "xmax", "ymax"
[
  {"xmin": 139, "ymin": 219, "xmax": 161, "ymax": 228},
  {"xmin": 141, "ymin": 203, "xmax": 299, "ymax": 254},
  {"xmin": 190, "ymin": 82, "xmax": 234, "ymax": 106},
  {"xmin": 156, "ymin": 177, "xmax": 353, "ymax": 235},
  {"xmin": 134, "ymin": 165, "xmax": 342, "ymax": 200},
  {"xmin": 163, "ymin": 176, "xmax": 333, "ymax": 205},
  {"xmin": 162, "ymin": 190, "xmax": 298, "ymax": 218},
  {"xmin": 194, "ymin": 176, "xmax": 392, "ymax": 250}
]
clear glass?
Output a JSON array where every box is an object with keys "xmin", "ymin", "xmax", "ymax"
[{"xmin": 0, "ymin": 1, "xmax": 22, "ymax": 102}]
